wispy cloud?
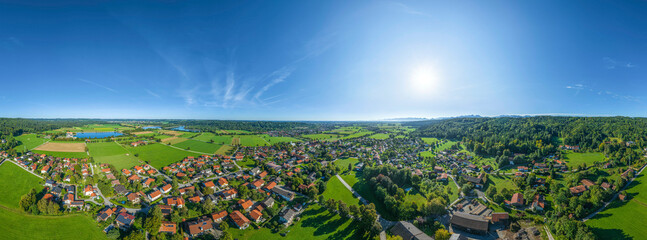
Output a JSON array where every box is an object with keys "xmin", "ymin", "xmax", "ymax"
[
  {"xmin": 145, "ymin": 89, "xmax": 160, "ymax": 98},
  {"xmin": 603, "ymin": 57, "xmax": 637, "ymax": 69},
  {"xmin": 79, "ymin": 79, "xmax": 117, "ymax": 93},
  {"xmin": 390, "ymin": 1, "xmax": 431, "ymax": 17},
  {"xmin": 566, "ymin": 83, "xmax": 640, "ymax": 103}
]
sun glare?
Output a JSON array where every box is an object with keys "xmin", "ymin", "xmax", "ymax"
[{"xmin": 409, "ymin": 64, "xmax": 440, "ymax": 97}]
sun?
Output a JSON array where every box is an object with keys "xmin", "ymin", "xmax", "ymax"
[{"xmin": 409, "ymin": 64, "xmax": 440, "ymax": 97}]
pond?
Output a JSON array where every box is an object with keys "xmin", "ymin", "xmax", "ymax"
[
  {"xmin": 142, "ymin": 126, "xmax": 161, "ymax": 130},
  {"xmin": 75, "ymin": 132, "xmax": 124, "ymax": 139},
  {"xmin": 171, "ymin": 126, "xmax": 199, "ymax": 132}
]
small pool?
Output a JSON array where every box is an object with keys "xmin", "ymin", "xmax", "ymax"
[{"xmin": 75, "ymin": 132, "xmax": 124, "ymax": 139}]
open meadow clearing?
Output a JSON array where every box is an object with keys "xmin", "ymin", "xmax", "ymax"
[
  {"xmin": 341, "ymin": 131, "xmax": 373, "ymax": 139},
  {"xmin": 230, "ymin": 204, "xmax": 361, "ymax": 239},
  {"xmin": 564, "ymin": 152, "xmax": 605, "ymax": 167},
  {"xmin": 0, "ymin": 162, "xmax": 43, "ymax": 209},
  {"xmin": 215, "ymin": 145, "xmax": 234, "ymax": 155},
  {"xmin": 160, "ymin": 136, "xmax": 188, "ymax": 144},
  {"xmin": 88, "ymin": 142, "xmax": 140, "ymax": 170},
  {"xmin": 333, "ymin": 158, "xmax": 359, "ymax": 170},
  {"xmin": 158, "ymin": 130, "xmax": 183, "ymax": 136},
  {"xmin": 234, "ymin": 135, "xmax": 270, "ymax": 146},
  {"xmin": 0, "ymin": 207, "xmax": 107, "ymax": 240},
  {"xmin": 193, "ymin": 132, "xmax": 217, "ymax": 142},
  {"xmin": 587, "ymin": 172, "xmax": 647, "ymax": 239},
  {"xmin": 421, "ymin": 137, "xmax": 439, "ymax": 145},
  {"xmin": 12, "ymin": 134, "xmax": 48, "ymax": 152},
  {"xmin": 327, "ymin": 126, "xmax": 363, "ymax": 134},
  {"xmin": 128, "ymin": 143, "xmax": 200, "ymax": 169},
  {"xmin": 487, "ymin": 174, "xmax": 518, "ymax": 191},
  {"xmin": 323, "ymin": 176, "xmax": 361, "ymax": 207},
  {"xmin": 172, "ymin": 139, "xmax": 222, "ymax": 153},
  {"xmin": 131, "ymin": 131, "xmax": 153, "ymax": 135},
  {"xmin": 34, "ymin": 142, "xmax": 85, "ymax": 152}
]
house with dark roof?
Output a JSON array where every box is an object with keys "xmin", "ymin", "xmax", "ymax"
[
  {"xmin": 450, "ymin": 212, "xmax": 489, "ymax": 235},
  {"xmin": 116, "ymin": 212, "xmax": 135, "ymax": 229},
  {"xmin": 272, "ymin": 186, "xmax": 295, "ymax": 201},
  {"xmin": 389, "ymin": 221, "xmax": 433, "ymax": 240},
  {"xmin": 279, "ymin": 209, "xmax": 297, "ymax": 225}
]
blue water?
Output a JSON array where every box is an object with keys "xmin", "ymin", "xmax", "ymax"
[
  {"xmin": 75, "ymin": 132, "xmax": 124, "ymax": 139},
  {"xmin": 171, "ymin": 126, "xmax": 199, "ymax": 132},
  {"xmin": 142, "ymin": 126, "xmax": 161, "ymax": 129}
]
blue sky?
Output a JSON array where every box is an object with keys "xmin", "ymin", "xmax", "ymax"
[{"xmin": 0, "ymin": 0, "xmax": 646, "ymax": 120}]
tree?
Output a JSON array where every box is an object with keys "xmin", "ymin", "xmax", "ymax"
[
  {"xmin": 19, "ymin": 188, "xmax": 37, "ymax": 212},
  {"xmin": 219, "ymin": 221, "xmax": 229, "ymax": 231},
  {"xmin": 349, "ymin": 205, "xmax": 360, "ymax": 217},
  {"xmin": 106, "ymin": 227, "xmax": 120, "ymax": 239},
  {"xmin": 338, "ymin": 201, "xmax": 349, "ymax": 218},
  {"xmin": 435, "ymin": 229, "xmax": 451, "ymax": 240},
  {"xmin": 220, "ymin": 231, "xmax": 233, "ymax": 240}
]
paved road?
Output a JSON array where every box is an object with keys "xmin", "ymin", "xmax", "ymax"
[
  {"xmin": 582, "ymin": 163, "xmax": 647, "ymax": 222},
  {"xmin": 544, "ymin": 226, "xmax": 555, "ymax": 240}
]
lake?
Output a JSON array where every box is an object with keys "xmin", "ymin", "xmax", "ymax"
[
  {"xmin": 75, "ymin": 132, "xmax": 124, "ymax": 139},
  {"xmin": 171, "ymin": 126, "xmax": 199, "ymax": 132},
  {"xmin": 142, "ymin": 126, "xmax": 161, "ymax": 130}
]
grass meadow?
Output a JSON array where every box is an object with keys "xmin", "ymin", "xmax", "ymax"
[
  {"xmin": 173, "ymin": 139, "xmax": 222, "ymax": 153},
  {"xmin": 261, "ymin": 134, "xmax": 302, "ymax": 144},
  {"xmin": 0, "ymin": 207, "xmax": 107, "ymax": 240},
  {"xmin": 88, "ymin": 142, "xmax": 140, "ymax": 170},
  {"xmin": 302, "ymin": 134, "xmax": 342, "ymax": 141},
  {"xmin": 31, "ymin": 150, "xmax": 88, "ymax": 159},
  {"xmin": 564, "ymin": 152, "xmax": 605, "ymax": 167},
  {"xmin": 0, "ymin": 162, "xmax": 43, "ymax": 209},
  {"xmin": 128, "ymin": 143, "xmax": 200, "ymax": 169},
  {"xmin": 13, "ymin": 134, "xmax": 48, "ymax": 152},
  {"xmin": 587, "ymin": 172, "xmax": 647, "ymax": 239},
  {"xmin": 369, "ymin": 133, "xmax": 390, "ymax": 140},
  {"xmin": 322, "ymin": 176, "xmax": 361, "ymax": 207}
]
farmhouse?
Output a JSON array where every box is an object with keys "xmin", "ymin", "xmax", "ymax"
[
  {"xmin": 389, "ymin": 221, "xmax": 433, "ymax": 240},
  {"xmin": 450, "ymin": 212, "xmax": 489, "ymax": 235}
]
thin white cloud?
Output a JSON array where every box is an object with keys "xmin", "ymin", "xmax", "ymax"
[
  {"xmin": 79, "ymin": 79, "xmax": 117, "ymax": 93},
  {"xmin": 567, "ymin": 83, "xmax": 640, "ymax": 103},
  {"xmin": 390, "ymin": 1, "xmax": 431, "ymax": 17},
  {"xmin": 603, "ymin": 57, "xmax": 637, "ymax": 69},
  {"xmin": 145, "ymin": 89, "xmax": 160, "ymax": 98}
]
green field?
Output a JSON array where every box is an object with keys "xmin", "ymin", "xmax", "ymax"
[
  {"xmin": 419, "ymin": 151, "xmax": 434, "ymax": 158},
  {"xmin": 323, "ymin": 176, "xmax": 361, "ymax": 207},
  {"xmin": 333, "ymin": 158, "xmax": 359, "ymax": 170},
  {"xmin": 216, "ymin": 145, "xmax": 234, "ymax": 155},
  {"xmin": 587, "ymin": 172, "xmax": 647, "ymax": 239},
  {"xmin": 341, "ymin": 172, "xmax": 395, "ymax": 220},
  {"xmin": 0, "ymin": 163, "xmax": 43, "ymax": 209},
  {"xmin": 172, "ymin": 139, "xmax": 222, "ymax": 153},
  {"xmin": 13, "ymin": 134, "xmax": 48, "ymax": 152},
  {"xmin": 302, "ymin": 134, "xmax": 342, "ymax": 141},
  {"xmin": 421, "ymin": 137, "xmax": 440, "ymax": 145},
  {"xmin": 235, "ymin": 135, "xmax": 270, "ymax": 147},
  {"xmin": 88, "ymin": 142, "xmax": 140, "ymax": 170},
  {"xmin": 193, "ymin": 132, "xmax": 217, "ymax": 142},
  {"xmin": 261, "ymin": 135, "xmax": 302, "ymax": 144},
  {"xmin": 487, "ymin": 175, "xmax": 518, "ymax": 191},
  {"xmin": 230, "ymin": 204, "xmax": 360, "ymax": 239},
  {"xmin": 564, "ymin": 152, "xmax": 605, "ymax": 167},
  {"xmin": 0, "ymin": 207, "xmax": 106, "ymax": 240},
  {"xmin": 369, "ymin": 133, "xmax": 390, "ymax": 140},
  {"xmin": 179, "ymin": 132, "xmax": 200, "ymax": 138},
  {"xmin": 341, "ymin": 131, "xmax": 374, "ymax": 140},
  {"xmin": 128, "ymin": 143, "xmax": 200, "ymax": 169},
  {"xmin": 31, "ymin": 150, "xmax": 88, "ymax": 159}
]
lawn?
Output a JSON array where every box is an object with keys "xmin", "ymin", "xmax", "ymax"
[
  {"xmin": 31, "ymin": 150, "xmax": 89, "ymax": 159},
  {"xmin": 487, "ymin": 175, "xmax": 518, "ymax": 191},
  {"xmin": 172, "ymin": 139, "xmax": 222, "ymax": 153},
  {"xmin": 12, "ymin": 134, "xmax": 48, "ymax": 152},
  {"xmin": 230, "ymin": 204, "xmax": 361, "ymax": 239},
  {"xmin": 322, "ymin": 176, "xmax": 361, "ymax": 207},
  {"xmin": 333, "ymin": 158, "xmax": 359, "ymax": 170},
  {"xmin": 0, "ymin": 162, "xmax": 43, "ymax": 209},
  {"xmin": 128, "ymin": 143, "xmax": 200, "ymax": 169},
  {"xmin": 88, "ymin": 142, "xmax": 140, "ymax": 170},
  {"xmin": 369, "ymin": 133, "xmax": 390, "ymax": 140},
  {"xmin": 216, "ymin": 145, "xmax": 234, "ymax": 155},
  {"xmin": 587, "ymin": 172, "xmax": 647, "ymax": 239},
  {"xmin": 0, "ymin": 207, "xmax": 106, "ymax": 240},
  {"xmin": 419, "ymin": 151, "xmax": 434, "ymax": 158},
  {"xmin": 564, "ymin": 152, "xmax": 605, "ymax": 167}
]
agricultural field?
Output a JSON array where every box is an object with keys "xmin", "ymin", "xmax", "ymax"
[
  {"xmin": 193, "ymin": 132, "xmax": 217, "ymax": 142},
  {"xmin": 219, "ymin": 130, "xmax": 250, "ymax": 134},
  {"xmin": 341, "ymin": 131, "xmax": 373, "ymax": 139},
  {"xmin": 587, "ymin": 172, "xmax": 647, "ymax": 239},
  {"xmin": 158, "ymin": 130, "xmax": 183, "ymax": 136},
  {"xmin": 34, "ymin": 142, "xmax": 85, "ymax": 152},
  {"xmin": 230, "ymin": 204, "xmax": 361, "ymax": 239},
  {"xmin": 327, "ymin": 126, "xmax": 364, "ymax": 134},
  {"xmin": 12, "ymin": 134, "xmax": 49, "ymax": 152},
  {"xmin": 31, "ymin": 151, "xmax": 88, "ymax": 159},
  {"xmin": 0, "ymin": 162, "xmax": 43, "ymax": 209},
  {"xmin": 160, "ymin": 136, "xmax": 188, "ymax": 145},
  {"xmin": 215, "ymin": 145, "xmax": 234, "ymax": 155},
  {"xmin": 369, "ymin": 133, "xmax": 390, "ymax": 140},
  {"xmin": 0, "ymin": 207, "xmax": 107, "ymax": 240},
  {"xmin": 127, "ymin": 143, "xmax": 200, "ymax": 169},
  {"xmin": 260, "ymin": 134, "xmax": 302, "ymax": 144},
  {"xmin": 563, "ymin": 151, "xmax": 605, "ymax": 167},
  {"xmin": 172, "ymin": 139, "xmax": 222, "ymax": 153},
  {"xmin": 87, "ymin": 142, "xmax": 140, "ymax": 170},
  {"xmin": 179, "ymin": 132, "xmax": 200, "ymax": 138},
  {"xmin": 486, "ymin": 174, "xmax": 518, "ymax": 191},
  {"xmin": 234, "ymin": 135, "xmax": 270, "ymax": 147},
  {"xmin": 421, "ymin": 137, "xmax": 439, "ymax": 145},
  {"xmin": 302, "ymin": 134, "xmax": 342, "ymax": 141},
  {"xmin": 322, "ymin": 176, "xmax": 361, "ymax": 207}
]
